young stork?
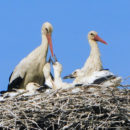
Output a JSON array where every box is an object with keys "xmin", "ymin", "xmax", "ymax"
[
  {"xmin": 64, "ymin": 31, "xmax": 122, "ymax": 86},
  {"xmin": 8, "ymin": 22, "xmax": 54, "ymax": 90},
  {"xmin": 42, "ymin": 57, "xmax": 54, "ymax": 89},
  {"xmin": 52, "ymin": 55, "xmax": 74, "ymax": 89}
]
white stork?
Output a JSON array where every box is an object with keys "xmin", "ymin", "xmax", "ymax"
[
  {"xmin": 8, "ymin": 22, "xmax": 54, "ymax": 90},
  {"xmin": 64, "ymin": 31, "xmax": 122, "ymax": 86},
  {"xmin": 52, "ymin": 55, "xmax": 74, "ymax": 89},
  {"xmin": 42, "ymin": 57, "xmax": 54, "ymax": 89},
  {"xmin": 64, "ymin": 31, "xmax": 107, "ymax": 79}
]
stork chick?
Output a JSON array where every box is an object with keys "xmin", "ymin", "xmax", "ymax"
[
  {"xmin": 26, "ymin": 82, "xmax": 40, "ymax": 94},
  {"xmin": 42, "ymin": 57, "xmax": 54, "ymax": 89},
  {"xmin": 52, "ymin": 55, "xmax": 74, "ymax": 89}
]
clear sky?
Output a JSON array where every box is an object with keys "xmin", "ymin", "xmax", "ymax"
[{"xmin": 0, "ymin": 0, "xmax": 130, "ymax": 91}]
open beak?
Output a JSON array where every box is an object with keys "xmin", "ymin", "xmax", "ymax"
[
  {"xmin": 49, "ymin": 57, "xmax": 54, "ymax": 64},
  {"xmin": 54, "ymin": 54, "xmax": 58, "ymax": 62},
  {"xmin": 94, "ymin": 35, "xmax": 107, "ymax": 45},
  {"xmin": 46, "ymin": 34, "xmax": 54, "ymax": 56},
  {"xmin": 63, "ymin": 74, "xmax": 75, "ymax": 79},
  {"xmin": 48, "ymin": 56, "xmax": 52, "ymax": 63}
]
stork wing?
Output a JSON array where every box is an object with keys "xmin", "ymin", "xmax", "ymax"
[
  {"xmin": 93, "ymin": 75, "xmax": 115, "ymax": 84},
  {"xmin": 8, "ymin": 74, "xmax": 24, "ymax": 91},
  {"xmin": 92, "ymin": 70, "xmax": 115, "ymax": 84},
  {"xmin": 8, "ymin": 60, "xmax": 26, "ymax": 91}
]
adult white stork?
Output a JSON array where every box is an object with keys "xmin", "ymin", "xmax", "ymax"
[
  {"xmin": 81, "ymin": 31, "xmax": 107, "ymax": 75},
  {"xmin": 8, "ymin": 22, "xmax": 54, "ymax": 90},
  {"xmin": 64, "ymin": 31, "xmax": 122, "ymax": 86},
  {"xmin": 64, "ymin": 31, "xmax": 107, "ymax": 80}
]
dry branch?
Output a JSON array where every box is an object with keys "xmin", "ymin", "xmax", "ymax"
[{"xmin": 0, "ymin": 84, "xmax": 130, "ymax": 129}]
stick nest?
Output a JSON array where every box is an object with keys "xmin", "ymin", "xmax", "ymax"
[{"xmin": 0, "ymin": 85, "xmax": 130, "ymax": 130}]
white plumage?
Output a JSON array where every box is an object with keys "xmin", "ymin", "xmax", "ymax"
[
  {"xmin": 42, "ymin": 59, "xmax": 54, "ymax": 89},
  {"xmin": 64, "ymin": 31, "xmax": 122, "ymax": 86},
  {"xmin": 52, "ymin": 56, "xmax": 74, "ymax": 89},
  {"xmin": 8, "ymin": 22, "xmax": 54, "ymax": 90}
]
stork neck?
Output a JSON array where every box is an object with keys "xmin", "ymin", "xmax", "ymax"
[
  {"xmin": 54, "ymin": 70, "xmax": 61, "ymax": 79},
  {"xmin": 82, "ymin": 39, "xmax": 102, "ymax": 75},
  {"xmin": 89, "ymin": 39, "xmax": 100, "ymax": 57}
]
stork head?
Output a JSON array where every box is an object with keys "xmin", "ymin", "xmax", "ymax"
[
  {"xmin": 26, "ymin": 82, "xmax": 40, "ymax": 92},
  {"xmin": 42, "ymin": 22, "xmax": 53, "ymax": 34},
  {"xmin": 42, "ymin": 22, "xmax": 54, "ymax": 56},
  {"xmin": 88, "ymin": 31, "xmax": 107, "ymax": 45},
  {"xmin": 63, "ymin": 69, "xmax": 81, "ymax": 79},
  {"xmin": 52, "ymin": 55, "xmax": 63, "ymax": 75}
]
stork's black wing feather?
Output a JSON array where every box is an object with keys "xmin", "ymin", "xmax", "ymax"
[
  {"xmin": 93, "ymin": 75, "xmax": 115, "ymax": 84},
  {"xmin": 75, "ymin": 84, "xmax": 83, "ymax": 87},
  {"xmin": 37, "ymin": 85, "xmax": 52, "ymax": 93},
  {"xmin": 8, "ymin": 76, "xmax": 23, "ymax": 91},
  {"xmin": 0, "ymin": 90, "xmax": 7, "ymax": 96}
]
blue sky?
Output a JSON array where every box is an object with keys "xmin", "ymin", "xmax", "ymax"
[{"xmin": 0, "ymin": 0, "xmax": 130, "ymax": 91}]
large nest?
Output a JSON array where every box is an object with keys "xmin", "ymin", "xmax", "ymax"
[{"xmin": 0, "ymin": 85, "xmax": 130, "ymax": 130}]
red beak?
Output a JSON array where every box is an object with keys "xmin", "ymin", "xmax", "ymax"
[
  {"xmin": 94, "ymin": 35, "xmax": 107, "ymax": 45},
  {"xmin": 46, "ymin": 34, "xmax": 54, "ymax": 56}
]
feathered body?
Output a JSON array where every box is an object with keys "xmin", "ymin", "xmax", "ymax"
[{"xmin": 8, "ymin": 22, "xmax": 54, "ymax": 90}]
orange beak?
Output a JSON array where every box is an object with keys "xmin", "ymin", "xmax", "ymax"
[
  {"xmin": 46, "ymin": 33, "xmax": 54, "ymax": 56},
  {"xmin": 94, "ymin": 35, "xmax": 107, "ymax": 45}
]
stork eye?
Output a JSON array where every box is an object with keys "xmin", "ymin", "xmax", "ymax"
[
  {"xmin": 45, "ymin": 28, "xmax": 49, "ymax": 33},
  {"xmin": 73, "ymin": 72, "xmax": 76, "ymax": 74},
  {"xmin": 90, "ymin": 33, "xmax": 94, "ymax": 36}
]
